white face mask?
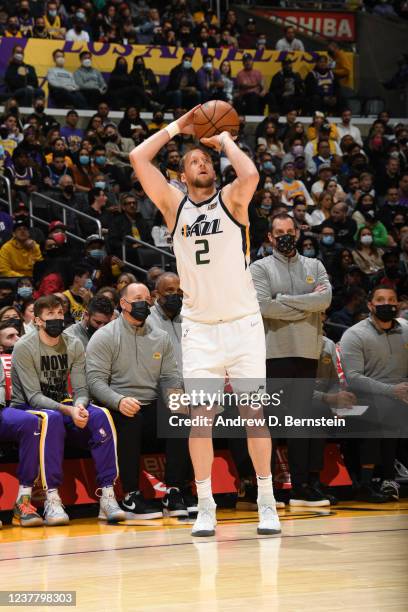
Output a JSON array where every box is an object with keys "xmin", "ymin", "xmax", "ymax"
[
  {"xmin": 14, "ymin": 53, "xmax": 24, "ymax": 62},
  {"xmin": 82, "ymin": 58, "xmax": 92, "ymax": 68},
  {"xmin": 55, "ymin": 56, "xmax": 65, "ymax": 67},
  {"xmin": 360, "ymin": 235, "xmax": 373, "ymax": 246}
]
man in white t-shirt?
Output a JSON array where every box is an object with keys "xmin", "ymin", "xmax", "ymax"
[{"xmin": 337, "ymin": 109, "xmax": 363, "ymax": 147}]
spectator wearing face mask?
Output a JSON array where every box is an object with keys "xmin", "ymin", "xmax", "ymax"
[
  {"xmin": 43, "ymin": 0, "xmax": 66, "ymax": 39},
  {"xmin": 249, "ymin": 189, "xmax": 274, "ymax": 256},
  {"xmin": 257, "ymin": 153, "xmax": 277, "ymax": 188},
  {"xmin": 197, "ymin": 55, "xmax": 225, "ymax": 103},
  {"xmin": 66, "ymin": 16, "xmax": 90, "ymax": 42},
  {"xmin": 352, "ymin": 227, "xmax": 384, "ymax": 276},
  {"xmin": 275, "ymin": 155, "xmax": 314, "ymax": 207},
  {"xmin": 268, "ymin": 58, "xmax": 304, "ymax": 114},
  {"xmin": 47, "ymin": 51, "xmax": 87, "ymax": 109},
  {"xmin": 297, "ymin": 235, "xmax": 319, "ymax": 260},
  {"xmin": 0, "ymin": 320, "xmax": 21, "ymax": 354},
  {"xmin": 63, "ymin": 264, "xmax": 93, "ymax": 323},
  {"xmin": 65, "ymin": 295, "xmax": 114, "ymax": 351},
  {"xmin": 104, "ymin": 124, "xmax": 134, "ymax": 168},
  {"xmin": 166, "ymin": 52, "xmax": 200, "ymax": 109},
  {"xmin": 318, "ymin": 226, "xmax": 337, "ymax": 273},
  {"xmin": 74, "ymin": 52, "xmax": 107, "ymax": 110},
  {"xmin": 0, "ymin": 280, "xmax": 16, "ymax": 310},
  {"xmin": 371, "ymin": 250, "xmax": 408, "ymax": 298},
  {"xmin": 5, "ymin": 45, "xmax": 44, "ymax": 106},
  {"xmin": 0, "ymin": 305, "xmax": 25, "ymax": 337},
  {"xmin": 14, "ymin": 277, "xmax": 33, "ymax": 308},
  {"xmin": 320, "ymin": 202, "xmax": 357, "ymax": 248},
  {"xmin": 355, "ymin": 209, "xmax": 393, "ymax": 249}
]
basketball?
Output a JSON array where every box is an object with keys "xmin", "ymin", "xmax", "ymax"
[{"xmin": 193, "ymin": 100, "xmax": 240, "ymax": 140}]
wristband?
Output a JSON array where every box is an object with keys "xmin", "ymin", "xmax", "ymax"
[{"xmin": 164, "ymin": 121, "xmax": 180, "ymax": 140}]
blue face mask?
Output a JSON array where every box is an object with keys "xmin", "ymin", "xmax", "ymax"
[
  {"xmin": 79, "ymin": 155, "xmax": 90, "ymax": 165},
  {"xmin": 89, "ymin": 249, "xmax": 106, "ymax": 261},
  {"xmin": 94, "ymin": 180, "xmax": 106, "ymax": 190},
  {"xmin": 303, "ymin": 248, "xmax": 315, "ymax": 258},
  {"xmin": 322, "ymin": 235, "xmax": 335, "ymax": 246},
  {"xmin": 263, "ymin": 161, "xmax": 274, "ymax": 171},
  {"xmin": 260, "ymin": 204, "xmax": 271, "ymax": 212},
  {"xmin": 95, "ymin": 155, "xmax": 106, "ymax": 166},
  {"xmin": 183, "ymin": 60, "xmax": 192, "ymax": 69},
  {"xmin": 84, "ymin": 278, "xmax": 93, "ymax": 290},
  {"xmin": 17, "ymin": 286, "xmax": 32, "ymax": 299}
]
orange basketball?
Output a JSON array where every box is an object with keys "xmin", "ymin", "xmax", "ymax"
[{"xmin": 193, "ymin": 100, "xmax": 240, "ymax": 140}]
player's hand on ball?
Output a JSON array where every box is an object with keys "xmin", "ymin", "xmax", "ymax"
[
  {"xmin": 200, "ymin": 131, "xmax": 234, "ymax": 151},
  {"xmin": 119, "ymin": 397, "xmax": 141, "ymax": 417},
  {"xmin": 72, "ymin": 404, "xmax": 89, "ymax": 428},
  {"xmin": 176, "ymin": 105, "xmax": 201, "ymax": 135}
]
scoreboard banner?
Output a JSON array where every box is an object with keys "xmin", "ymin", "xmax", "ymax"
[
  {"xmin": 254, "ymin": 9, "xmax": 356, "ymax": 42},
  {"xmin": 0, "ymin": 38, "xmax": 355, "ymax": 92}
]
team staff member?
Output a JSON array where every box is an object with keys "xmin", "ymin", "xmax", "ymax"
[
  {"xmin": 148, "ymin": 272, "xmax": 197, "ymax": 515},
  {"xmin": 340, "ymin": 285, "xmax": 408, "ymax": 502},
  {"xmin": 251, "ymin": 213, "xmax": 332, "ymax": 506},
  {"xmin": 11, "ymin": 294, "xmax": 124, "ymax": 525},
  {"xmin": 65, "ymin": 295, "xmax": 114, "ymax": 351},
  {"xmin": 86, "ymin": 283, "xmax": 188, "ymax": 519}
]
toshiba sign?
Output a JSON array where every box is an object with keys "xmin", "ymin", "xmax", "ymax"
[{"xmin": 255, "ymin": 10, "xmax": 356, "ymax": 42}]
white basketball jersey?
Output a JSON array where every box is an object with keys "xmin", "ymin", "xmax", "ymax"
[{"xmin": 171, "ymin": 190, "xmax": 259, "ymax": 323}]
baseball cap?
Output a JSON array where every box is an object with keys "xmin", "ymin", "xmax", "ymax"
[
  {"xmin": 281, "ymin": 154, "xmax": 295, "ymax": 168},
  {"xmin": 85, "ymin": 234, "xmax": 105, "ymax": 246},
  {"xmin": 49, "ymin": 220, "xmax": 66, "ymax": 232},
  {"xmin": 13, "ymin": 218, "xmax": 29, "ymax": 231},
  {"xmin": 318, "ymin": 162, "xmax": 332, "ymax": 173}
]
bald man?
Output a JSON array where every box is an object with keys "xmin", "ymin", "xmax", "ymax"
[{"xmin": 86, "ymin": 283, "xmax": 186, "ymax": 519}]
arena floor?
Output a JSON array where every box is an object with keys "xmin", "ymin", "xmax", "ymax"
[{"xmin": 1, "ymin": 501, "xmax": 407, "ymax": 611}]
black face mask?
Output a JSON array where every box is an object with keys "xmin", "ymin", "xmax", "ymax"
[
  {"xmin": 2, "ymin": 346, "xmax": 14, "ymax": 354},
  {"xmin": 44, "ymin": 318, "xmax": 65, "ymax": 338},
  {"xmin": 128, "ymin": 300, "xmax": 150, "ymax": 322},
  {"xmin": 6, "ymin": 318, "xmax": 22, "ymax": 333},
  {"xmin": 86, "ymin": 323, "xmax": 98, "ymax": 338},
  {"xmin": 64, "ymin": 185, "xmax": 74, "ymax": 195},
  {"xmin": 374, "ymin": 304, "xmax": 397, "ymax": 322},
  {"xmin": 161, "ymin": 294, "xmax": 182, "ymax": 316},
  {"xmin": 275, "ymin": 234, "xmax": 296, "ymax": 256}
]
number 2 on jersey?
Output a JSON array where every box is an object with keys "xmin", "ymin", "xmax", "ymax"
[{"xmin": 195, "ymin": 239, "xmax": 210, "ymax": 265}]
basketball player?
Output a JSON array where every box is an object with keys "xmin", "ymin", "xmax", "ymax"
[{"xmin": 130, "ymin": 106, "xmax": 281, "ymax": 536}]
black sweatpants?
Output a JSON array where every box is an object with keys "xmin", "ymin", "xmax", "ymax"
[
  {"xmin": 110, "ymin": 402, "xmax": 191, "ymax": 494},
  {"xmin": 266, "ymin": 357, "xmax": 325, "ymax": 488}
]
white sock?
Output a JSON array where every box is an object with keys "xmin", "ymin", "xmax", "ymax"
[
  {"xmin": 17, "ymin": 485, "xmax": 32, "ymax": 499},
  {"xmin": 195, "ymin": 477, "xmax": 214, "ymax": 504},
  {"xmin": 102, "ymin": 486, "xmax": 114, "ymax": 497},
  {"xmin": 256, "ymin": 474, "xmax": 275, "ymax": 503}
]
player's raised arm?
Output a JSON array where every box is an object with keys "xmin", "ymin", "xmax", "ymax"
[
  {"xmin": 129, "ymin": 106, "xmax": 200, "ymax": 227},
  {"xmin": 200, "ymin": 131, "xmax": 259, "ymax": 223}
]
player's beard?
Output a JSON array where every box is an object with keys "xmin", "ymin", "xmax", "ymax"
[{"xmin": 192, "ymin": 175, "xmax": 214, "ymax": 189}]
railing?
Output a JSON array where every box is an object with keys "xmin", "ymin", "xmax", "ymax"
[
  {"xmin": 30, "ymin": 191, "xmax": 102, "ymax": 238},
  {"xmin": 122, "ymin": 234, "xmax": 176, "ymax": 275},
  {"xmin": 0, "ymin": 175, "xmax": 12, "ymax": 215}
]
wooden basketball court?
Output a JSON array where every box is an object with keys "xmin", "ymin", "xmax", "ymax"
[{"xmin": 1, "ymin": 501, "xmax": 407, "ymax": 610}]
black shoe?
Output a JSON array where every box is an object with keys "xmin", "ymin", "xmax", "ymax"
[
  {"xmin": 310, "ymin": 482, "xmax": 338, "ymax": 505},
  {"xmin": 182, "ymin": 488, "xmax": 198, "ymax": 515},
  {"xmin": 289, "ymin": 484, "xmax": 330, "ymax": 507},
  {"xmin": 162, "ymin": 488, "xmax": 188, "ymax": 517},
  {"xmin": 121, "ymin": 491, "xmax": 163, "ymax": 519},
  {"xmin": 354, "ymin": 484, "xmax": 390, "ymax": 503}
]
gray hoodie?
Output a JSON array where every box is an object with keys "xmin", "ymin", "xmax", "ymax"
[
  {"xmin": 340, "ymin": 316, "xmax": 408, "ymax": 397},
  {"xmin": 250, "ymin": 250, "xmax": 332, "ymax": 360},
  {"xmin": 47, "ymin": 67, "xmax": 78, "ymax": 91},
  {"xmin": 11, "ymin": 328, "xmax": 88, "ymax": 411},
  {"xmin": 148, "ymin": 303, "xmax": 182, "ymax": 370},
  {"xmin": 65, "ymin": 321, "xmax": 90, "ymax": 351},
  {"xmin": 74, "ymin": 66, "xmax": 107, "ymax": 92},
  {"xmin": 86, "ymin": 315, "xmax": 181, "ymax": 410}
]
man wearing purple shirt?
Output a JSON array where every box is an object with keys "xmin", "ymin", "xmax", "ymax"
[
  {"xmin": 196, "ymin": 55, "xmax": 226, "ymax": 103},
  {"xmin": 60, "ymin": 110, "xmax": 84, "ymax": 154}
]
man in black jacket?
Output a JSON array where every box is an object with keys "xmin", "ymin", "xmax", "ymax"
[
  {"xmin": 5, "ymin": 44, "xmax": 44, "ymax": 106},
  {"xmin": 108, "ymin": 193, "xmax": 152, "ymax": 258},
  {"xmin": 166, "ymin": 52, "xmax": 200, "ymax": 109},
  {"xmin": 269, "ymin": 59, "xmax": 304, "ymax": 114}
]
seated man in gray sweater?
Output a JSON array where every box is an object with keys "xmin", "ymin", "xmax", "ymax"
[
  {"xmin": 47, "ymin": 49, "xmax": 87, "ymax": 109},
  {"xmin": 74, "ymin": 51, "xmax": 107, "ymax": 110},
  {"xmin": 65, "ymin": 295, "xmax": 114, "ymax": 351},
  {"xmin": 340, "ymin": 284, "xmax": 408, "ymax": 503},
  {"xmin": 11, "ymin": 294, "xmax": 125, "ymax": 526},
  {"xmin": 86, "ymin": 282, "xmax": 188, "ymax": 519}
]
